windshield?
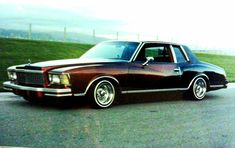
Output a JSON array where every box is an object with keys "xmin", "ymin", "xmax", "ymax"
[{"xmin": 80, "ymin": 41, "xmax": 140, "ymax": 60}]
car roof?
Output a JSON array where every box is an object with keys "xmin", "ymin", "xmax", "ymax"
[
  {"xmin": 140, "ymin": 41, "xmax": 182, "ymax": 46},
  {"xmin": 140, "ymin": 41, "xmax": 181, "ymax": 45},
  {"xmin": 104, "ymin": 40, "xmax": 183, "ymax": 46}
]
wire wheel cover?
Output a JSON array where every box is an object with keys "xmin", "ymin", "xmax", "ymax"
[
  {"xmin": 94, "ymin": 80, "xmax": 115, "ymax": 106},
  {"xmin": 193, "ymin": 78, "xmax": 207, "ymax": 99}
]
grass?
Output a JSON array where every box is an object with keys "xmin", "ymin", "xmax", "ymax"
[
  {"xmin": 0, "ymin": 37, "xmax": 234, "ymax": 91},
  {"xmin": 0, "ymin": 38, "xmax": 93, "ymax": 91}
]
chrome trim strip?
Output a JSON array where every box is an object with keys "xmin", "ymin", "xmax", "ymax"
[
  {"xmin": 122, "ymin": 88, "xmax": 188, "ymax": 94},
  {"xmin": 45, "ymin": 93, "xmax": 73, "ymax": 97},
  {"xmin": 15, "ymin": 69, "xmax": 43, "ymax": 74},
  {"xmin": 129, "ymin": 42, "xmax": 144, "ymax": 62},
  {"xmin": 3, "ymin": 81, "xmax": 71, "ymax": 93},
  {"xmin": 170, "ymin": 45, "xmax": 177, "ymax": 63},
  {"xmin": 74, "ymin": 93, "xmax": 86, "ymax": 97},
  {"xmin": 210, "ymin": 85, "xmax": 225, "ymax": 88},
  {"xmin": 180, "ymin": 46, "xmax": 190, "ymax": 62},
  {"xmin": 3, "ymin": 87, "xmax": 13, "ymax": 91},
  {"xmin": 74, "ymin": 75, "xmax": 120, "ymax": 97},
  {"xmin": 142, "ymin": 41, "xmax": 182, "ymax": 46}
]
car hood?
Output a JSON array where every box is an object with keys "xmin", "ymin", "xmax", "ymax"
[{"xmin": 17, "ymin": 58, "xmax": 127, "ymax": 70}]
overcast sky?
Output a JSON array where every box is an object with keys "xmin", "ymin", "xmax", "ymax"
[{"xmin": 0, "ymin": 0, "xmax": 235, "ymax": 50}]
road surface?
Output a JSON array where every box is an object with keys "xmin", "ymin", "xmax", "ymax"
[{"xmin": 0, "ymin": 84, "xmax": 235, "ymax": 147}]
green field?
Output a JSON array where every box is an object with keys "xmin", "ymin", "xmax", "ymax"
[
  {"xmin": 0, "ymin": 38, "xmax": 234, "ymax": 91},
  {"xmin": 0, "ymin": 38, "xmax": 93, "ymax": 91}
]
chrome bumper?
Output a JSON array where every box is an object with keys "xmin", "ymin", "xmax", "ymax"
[{"xmin": 3, "ymin": 81, "xmax": 72, "ymax": 97}]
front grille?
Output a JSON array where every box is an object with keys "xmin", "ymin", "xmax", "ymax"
[{"xmin": 16, "ymin": 71, "xmax": 44, "ymax": 86}]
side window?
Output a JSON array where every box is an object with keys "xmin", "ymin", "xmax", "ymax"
[
  {"xmin": 145, "ymin": 47, "xmax": 159, "ymax": 58},
  {"xmin": 135, "ymin": 44, "xmax": 173, "ymax": 63},
  {"xmin": 173, "ymin": 45, "xmax": 186, "ymax": 63}
]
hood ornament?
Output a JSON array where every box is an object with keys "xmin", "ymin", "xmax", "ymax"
[{"xmin": 27, "ymin": 59, "xmax": 31, "ymax": 66}]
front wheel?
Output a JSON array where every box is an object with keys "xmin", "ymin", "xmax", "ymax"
[
  {"xmin": 89, "ymin": 80, "xmax": 116, "ymax": 108},
  {"xmin": 187, "ymin": 77, "xmax": 207, "ymax": 100}
]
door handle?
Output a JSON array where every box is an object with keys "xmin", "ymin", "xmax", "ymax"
[{"xmin": 174, "ymin": 68, "xmax": 181, "ymax": 73}]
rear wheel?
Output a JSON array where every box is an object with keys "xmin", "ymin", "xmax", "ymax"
[
  {"xmin": 89, "ymin": 80, "xmax": 116, "ymax": 108},
  {"xmin": 186, "ymin": 77, "xmax": 207, "ymax": 100}
]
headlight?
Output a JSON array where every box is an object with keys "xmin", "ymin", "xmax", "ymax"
[
  {"xmin": 49, "ymin": 74, "xmax": 61, "ymax": 84},
  {"xmin": 7, "ymin": 71, "xmax": 17, "ymax": 81},
  {"xmin": 49, "ymin": 73, "xmax": 70, "ymax": 86}
]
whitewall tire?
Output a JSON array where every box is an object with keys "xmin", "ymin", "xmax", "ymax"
[
  {"xmin": 90, "ymin": 80, "xmax": 116, "ymax": 108},
  {"xmin": 191, "ymin": 77, "xmax": 207, "ymax": 100}
]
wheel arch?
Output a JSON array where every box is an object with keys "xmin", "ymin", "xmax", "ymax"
[
  {"xmin": 85, "ymin": 75, "xmax": 121, "ymax": 96},
  {"xmin": 187, "ymin": 73, "xmax": 210, "ymax": 89}
]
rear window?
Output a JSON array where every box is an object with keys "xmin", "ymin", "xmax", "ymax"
[{"xmin": 172, "ymin": 45, "xmax": 187, "ymax": 63}]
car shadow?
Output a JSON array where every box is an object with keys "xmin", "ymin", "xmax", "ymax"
[
  {"xmin": 9, "ymin": 91, "xmax": 220, "ymax": 110},
  {"xmin": 118, "ymin": 92, "xmax": 183, "ymax": 104},
  {"xmin": 9, "ymin": 96, "xmax": 91, "ymax": 110}
]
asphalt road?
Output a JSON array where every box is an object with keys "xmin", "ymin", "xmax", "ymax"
[{"xmin": 0, "ymin": 84, "xmax": 235, "ymax": 147}]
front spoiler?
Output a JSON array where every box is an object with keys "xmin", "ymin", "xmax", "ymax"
[{"xmin": 3, "ymin": 81, "xmax": 72, "ymax": 97}]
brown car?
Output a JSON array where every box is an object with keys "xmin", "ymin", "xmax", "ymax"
[{"xmin": 3, "ymin": 41, "xmax": 228, "ymax": 108}]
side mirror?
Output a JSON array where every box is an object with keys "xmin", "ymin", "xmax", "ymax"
[{"xmin": 142, "ymin": 57, "xmax": 154, "ymax": 66}]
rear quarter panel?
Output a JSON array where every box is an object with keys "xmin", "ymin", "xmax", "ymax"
[{"xmin": 180, "ymin": 62, "xmax": 227, "ymax": 88}]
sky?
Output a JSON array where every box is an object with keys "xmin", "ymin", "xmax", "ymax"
[{"xmin": 0, "ymin": 0, "xmax": 235, "ymax": 50}]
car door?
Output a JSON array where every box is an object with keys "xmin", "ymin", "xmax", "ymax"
[{"xmin": 126, "ymin": 43, "xmax": 182, "ymax": 92}]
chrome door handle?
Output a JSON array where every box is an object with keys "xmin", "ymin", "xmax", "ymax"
[{"xmin": 174, "ymin": 68, "xmax": 181, "ymax": 72}]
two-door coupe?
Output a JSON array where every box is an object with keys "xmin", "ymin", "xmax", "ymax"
[{"xmin": 3, "ymin": 41, "xmax": 228, "ymax": 108}]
